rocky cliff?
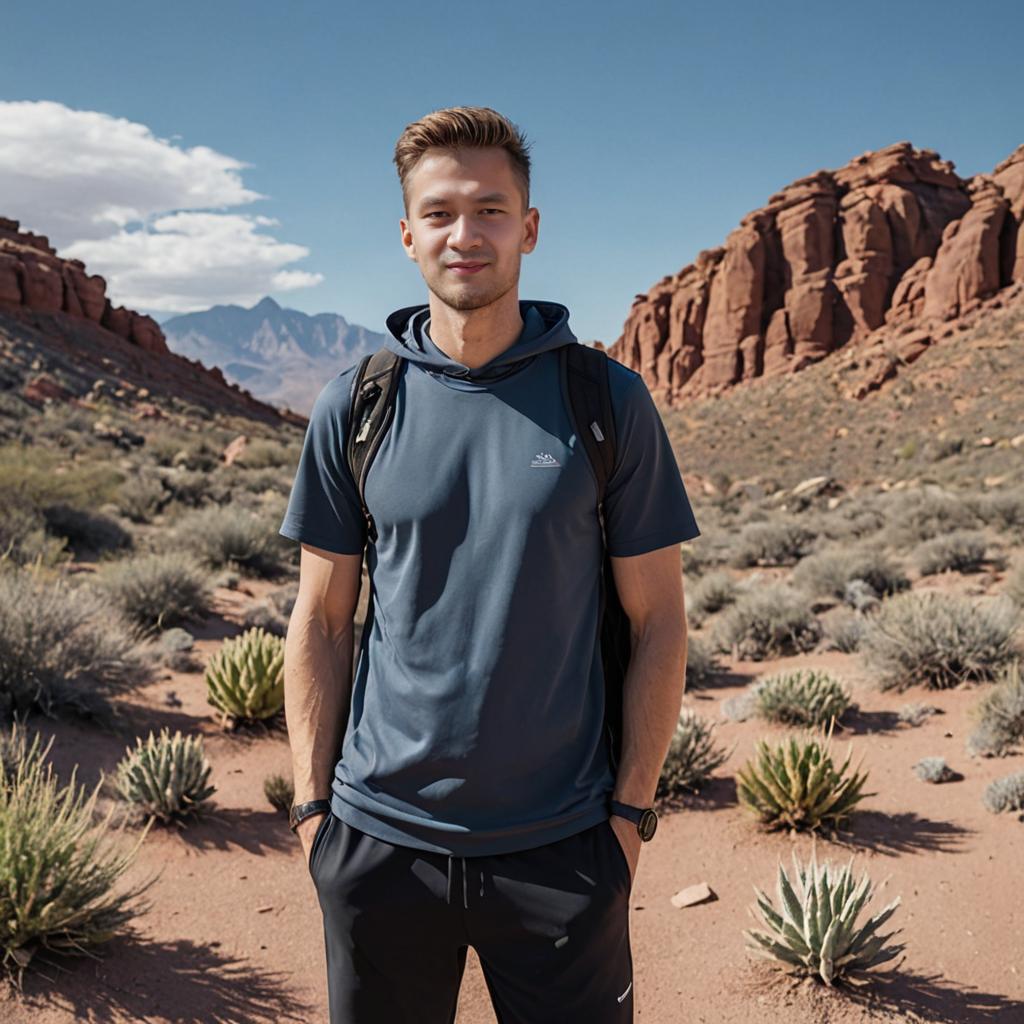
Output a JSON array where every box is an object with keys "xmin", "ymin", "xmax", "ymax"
[
  {"xmin": 0, "ymin": 217, "xmax": 303, "ymax": 426},
  {"xmin": 607, "ymin": 142, "xmax": 1024, "ymax": 403}
]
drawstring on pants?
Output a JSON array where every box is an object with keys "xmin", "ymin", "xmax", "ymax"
[{"xmin": 445, "ymin": 855, "xmax": 485, "ymax": 908}]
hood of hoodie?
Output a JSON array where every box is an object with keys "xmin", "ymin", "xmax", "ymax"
[{"xmin": 383, "ymin": 299, "xmax": 578, "ymax": 384}]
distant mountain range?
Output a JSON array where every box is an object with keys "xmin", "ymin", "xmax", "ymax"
[{"xmin": 161, "ymin": 296, "xmax": 386, "ymax": 415}]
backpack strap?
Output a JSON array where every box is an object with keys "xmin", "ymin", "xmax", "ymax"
[
  {"xmin": 560, "ymin": 343, "xmax": 618, "ymax": 527},
  {"xmin": 346, "ymin": 348, "xmax": 404, "ymax": 544}
]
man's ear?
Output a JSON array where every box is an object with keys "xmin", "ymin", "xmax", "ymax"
[{"xmin": 399, "ymin": 218, "xmax": 418, "ymax": 262}]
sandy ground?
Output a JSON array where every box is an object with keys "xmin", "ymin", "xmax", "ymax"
[{"xmin": 2, "ymin": 578, "xmax": 1023, "ymax": 1024}]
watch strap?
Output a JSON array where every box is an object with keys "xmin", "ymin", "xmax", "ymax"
[
  {"xmin": 289, "ymin": 798, "xmax": 331, "ymax": 833},
  {"xmin": 608, "ymin": 799, "xmax": 645, "ymax": 824}
]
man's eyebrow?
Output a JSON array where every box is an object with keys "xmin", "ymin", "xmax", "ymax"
[{"xmin": 418, "ymin": 192, "xmax": 511, "ymax": 209}]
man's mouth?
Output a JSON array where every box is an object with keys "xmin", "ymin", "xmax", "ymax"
[{"xmin": 447, "ymin": 262, "xmax": 488, "ymax": 275}]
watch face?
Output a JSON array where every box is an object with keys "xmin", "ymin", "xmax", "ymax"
[{"xmin": 638, "ymin": 809, "xmax": 658, "ymax": 841}]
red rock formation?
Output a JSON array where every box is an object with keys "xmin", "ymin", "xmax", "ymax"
[
  {"xmin": 0, "ymin": 217, "xmax": 304, "ymax": 427},
  {"xmin": 0, "ymin": 216, "xmax": 167, "ymax": 355},
  {"xmin": 610, "ymin": 142, "xmax": 1024, "ymax": 403}
]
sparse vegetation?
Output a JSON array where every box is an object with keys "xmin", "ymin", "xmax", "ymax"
[
  {"xmin": 982, "ymin": 770, "xmax": 1024, "ymax": 815},
  {"xmin": 749, "ymin": 669, "xmax": 852, "ymax": 729},
  {"xmin": 913, "ymin": 756, "xmax": 956, "ymax": 783},
  {"xmin": 712, "ymin": 583, "xmax": 822, "ymax": 660},
  {"xmin": 736, "ymin": 731, "xmax": 871, "ymax": 833},
  {"xmin": 912, "ymin": 529, "xmax": 990, "ymax": 576},
  {"xmin": 791, "ymin": 545, "xmax": 909, "ymax": 602},
  {"xmin": 0, "ymin": 568, "xmax": 151, "ymax": 719},
  {"xmin": 113, "ymin": 728, "xmax": 216, "ymax": 825},
  {"xmin": 898, "ymin": 702, "xmax": 942, "ymax": 727},
  {"xmin": 686, "ymin": 570, "xmax": 739, "ymax": 625},
  {"xmin": 170, "ymin": 503, "xmax": 290, "ymax": 577},
  {"xmin": 729, "ymin": 518, "xmax": 817, "ymax": 568},
  {"xmin": 860, "ymin": 591, "xmax": 1021, "ymax": 691},
  {"xmin": 264, "ymin": 772, "xmax": 294, "ymax": 814},
  {"xmin": 684, "ymin": 634, "xmax": 720, "ymax": 689},
  {"xmin": 656, "ymin": 709, "xmax": 732, "ymax": 796},
  {"xmin": 205, "ymin": 627, "xmax": 285, "ymax": 728},
  {"xmin": 0, "ymin": 730, "xmax": 154, "ymax": 988},
  {"xmin": 821, "ymin": 608, "xmax": 866, "ymax": 652},
  {"xmin": 966, "ymin": 660, "xmax": 1024, "ymax": 757},
  {"xmin": 744, "ymin": 849, "xmax": 906, "ymax": 987}
]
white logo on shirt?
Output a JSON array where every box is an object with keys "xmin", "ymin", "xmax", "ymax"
[
  {"xmin": 617, "ymin": 980, "xmax": 632, "ymax": 1002},
  {"xmin": 530, "ymin": 452, "xmax": 560, "ymax": 467}
]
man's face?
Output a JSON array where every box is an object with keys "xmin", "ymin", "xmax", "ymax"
[{"xmin": 400, "ymin": 146, "xmax": 539, "ymax": 312}]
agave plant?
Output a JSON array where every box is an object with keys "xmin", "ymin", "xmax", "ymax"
[
  {"xmin": 114, "ymin": 728, "xmax": 216, "ymax": 825},
  {"xmin": 749, "ymin": 669, "xmax": 852, "ymax": 729},
  {"xmin": 736, "ymin": 727, "xmax": 872, "ymax": 832},
  {"xmin": 205, "ymin": 626, "xmax": 285, "ymax": 728},
  {"xmin": 744, "ymin": 848, "xmax": 906, "ymax": 987}
]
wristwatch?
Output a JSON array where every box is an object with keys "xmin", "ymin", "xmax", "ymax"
[
  {"xmin": 289, "ymin": 798, "xmax": 332, "ymax": 833},
  {"xmin": 609, "ymin": 798, "xmax": 659, "ymax": 841}
]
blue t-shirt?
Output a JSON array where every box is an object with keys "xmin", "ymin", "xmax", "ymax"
[{"xmin": 279, "ymin": 298, "xmax": 701, "ymax": 856}]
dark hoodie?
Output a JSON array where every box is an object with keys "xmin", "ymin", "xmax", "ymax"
[{"xmin": 279, "ymin": 298, "xmax": 701, "ymax": 858}]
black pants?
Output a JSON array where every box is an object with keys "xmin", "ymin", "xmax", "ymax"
[{"xmin": 308, "ymin": 811, "xmax": 635, "ymax": 1023}]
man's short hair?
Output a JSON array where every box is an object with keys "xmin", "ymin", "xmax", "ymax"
[{"xmin": 393, "ymin": 106, "xmax": 532, "ymax": 215}]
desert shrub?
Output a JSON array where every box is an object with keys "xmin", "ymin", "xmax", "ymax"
[
  {"xmin": 0, "ymin": 496, "xmax": 68, "ymax": 568},
  {"xmin": 860, "ymin": 591, "xmax": 1021, "ymax": 691},
  {"xmin": 729, "ymin": 518, "xmax": 817, "ymax": 568},
  {"xmin": 0, "ymin": 444, "xmax": 122, "ymax": 513},
  {"xmin": 966, "ymin": 660, "xmax": 1024, "ymax": 757},
  {"xmin": 94, "ymin": 553, "xmax": 213, "ymax": 635},
  {"xmin": 897, "ymin": 702, "xmax": 942, "ymax": 727},
  {"xmin": 822, "ymin": 608, "xmax": 866, "ymax": 653},
  {"xmin": 42, "ymin": 502, "xmax": 133, "ymax": 556},
  {"xmin": 116, "ymin": 474, "xmax": 169, "ymax": 523},
  {"xmin": 982, "ymin": 770, "xmax": 1024, "ymax": 815},
  {"xmin": 233, "ymin": 439, "xmax": 295, "ymax": 470},
  {"xmin": 0, "ymin": 719, "xmax": 41, "ymax": 783},
  {"xmin": 242, "ymin": 600, "xmax": 289, "ymax": 637},
  {"xmin": 267, "ymin": 582, "xmax": 298, "ymax": 618},
  {"xmin": 971, "ymin": 486, "xmax": 1024, "ymax": 538},
  {"xmin": 736, "ymin": 732, "xmax": 871, "ymax": 833},
  {"xmin": 159, "ymin": 467, "xmax": 221, "ymax": 508},
  {"xmin": 264, "ymin": 772, "xmax": 294, "ymax": 814},
  {"xmin": 791, "ymin": 546, "xmax": 909, "ymax": 602},
  {"xmin": 170, "ymin": 504, "xmax": 290, "ymax": 578},
  {"xmin": 712, "ymin": 583, "xmax": 823, "ymax": 660},
  {"xmin": 912, "ymin": 529, "xmax": 990, "ymax": 576},
  {"xmin": 112, "ymin": 728, "xmax": 216, "ymax": 825},
  {"xmin": 205, "ymin": 627, "xmax": 285, "ymax": 728},
  {"xmin": 656, "ymin": 708, "xmax": 732, "ymax": 796},
  {"xmin": 749, "ymin": 669, "xmax": 852, "ymax": 729},
  {"xmin": 0, "ymin": 568, "xmax": 151, "ymax": 719},
  {"xmin": 687, "ymin": 570, "xmax": 738, "ymax": 625},
  {"xmin": 877, "ymin": 486, "xmax": 982, "ymax": 548},
  {"xmin": 744, "ymin": 849, "xmax": 905, "ymax": 987},
  {"xmin": 0, "ymin": 735, "xmax": 154, "ymax": 988},
  {"xmin": 1005, "ymin": 563, "xmax": 1024, "ymax": 607},
  {"xmin": 913, "ymin": 756, "xmax": 956, "ymax": 783},
  {"xmin": 684, "ymin": 635, "xmax": 720, "ymax": 689},
  {"xmin": 816, "ymin": 502, "xmax": 888, "ymax": 543}
]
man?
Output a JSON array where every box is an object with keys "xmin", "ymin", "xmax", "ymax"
[{"xmin": 279, "ymin": 105, "xmax": 700, "ymax": 1024}]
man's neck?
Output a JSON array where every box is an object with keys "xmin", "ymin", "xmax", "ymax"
[{"xmin": 427, "ymin": 292, "xmax": 524, "ymax": 370}]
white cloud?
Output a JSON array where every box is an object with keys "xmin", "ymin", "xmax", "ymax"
[{"xmin": 0, "ymin": 100, "xmax": 322, "ymax": 312}]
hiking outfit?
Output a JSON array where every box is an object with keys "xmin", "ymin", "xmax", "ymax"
[{"xmin": 279, "ymin": 299, "xmax": 700, "ymax": 1023}]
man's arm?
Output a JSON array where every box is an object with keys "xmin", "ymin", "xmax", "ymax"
[
  {"xmin": 609, "ymin": 542, "xmax": 689, "ymax": 810},
  {"xmin": 284, "ymin": 542, "xmax": 364, "ymax": 839}
]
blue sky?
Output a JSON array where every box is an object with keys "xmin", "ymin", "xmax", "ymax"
[{"xmin": 2, "ymin": 0, "xmax": 1021, "ymax": 345}]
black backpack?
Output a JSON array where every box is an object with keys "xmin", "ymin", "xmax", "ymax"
[{"xmin": 344, "ymin": 343, "xmax": 631, "ymax": 775}]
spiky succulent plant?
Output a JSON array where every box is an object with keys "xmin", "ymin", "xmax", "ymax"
[
  {"xmin": 744, "ymin": 848, "xmax": 906, "ymax": 987},
  {"xmin": 657, "ymin": 708, "xmax": 733, "ymax": 796},
  {"xmin": 736, "ymin": 730, "xmax": 872, "ymax": 832},
  {"xmin": 114, "ymin": 728, "xmax": 216, "ymax": 824},
  {"xmin": 749, "ymin": 669, "xmax": 852, "ymax": 729},
  {"xmin": 204, "ymin": 626, "xmax": 284, "ymax": 728}
]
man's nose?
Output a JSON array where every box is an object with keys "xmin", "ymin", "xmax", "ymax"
[{"xmin": 447, "ymin": 214, "xmax": 482, "ymax": 248}]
